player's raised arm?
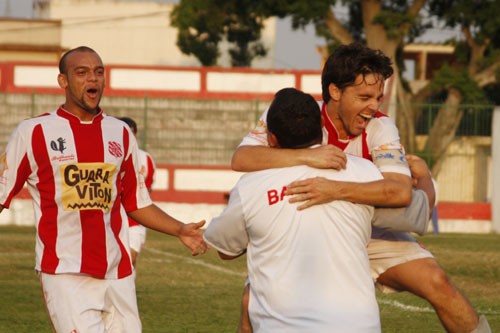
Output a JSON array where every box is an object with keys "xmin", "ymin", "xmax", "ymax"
[{"xmin": 231, "ymin": 144, "xmax": 346, "ymax": 172}]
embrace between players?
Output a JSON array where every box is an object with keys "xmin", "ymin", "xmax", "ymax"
[{"xmin": 0, "ymin": 44, "xmax": 490, "ymax": 332}]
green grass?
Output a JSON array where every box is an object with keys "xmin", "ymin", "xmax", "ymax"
[{"xmin": 0, "ymin": 225, "xmax": 499, "ymax": 332}]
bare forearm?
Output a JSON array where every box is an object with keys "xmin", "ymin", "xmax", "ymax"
[
  {"xmin": 406, "ymin": 154, "xmax": 436, "ymax": 212},
  {"xmin": 128, "ymin": 204, "xmax": 183, "ymax": 236},
  {"xmin": 414, "ymin": 174, "xmax": 436, "ymax": 212},
  {"xmin": 231, "ymin": 145, "xmax": 308, "ymax": 172},
  {"xmin": 334, "ymin": 178, "xmax": 412, "ymax": 207},
  {"xmin": 231, "ymin": 145, "xmax": 347, "ymax": 172},
  {"xmin": 286, "ymin": 174, "xmax": 413, "ymax": 210}
]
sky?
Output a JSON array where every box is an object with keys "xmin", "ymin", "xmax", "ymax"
[{"xmin": 0, "ymin": 0, "xmax": 460, "ymax": 71}]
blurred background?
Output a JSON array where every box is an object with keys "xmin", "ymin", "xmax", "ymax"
[{"xmin": 0, "ymin": 0, "xmax": 498, "ymax": 233}]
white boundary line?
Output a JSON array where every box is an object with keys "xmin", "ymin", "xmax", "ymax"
[
  {"xmin": 145, "ymin": 247, "xmax": 500, "ymax": 315},
  {"xmin": 145, "ymin": 247, "xmax": 247, "ymax": 278}
]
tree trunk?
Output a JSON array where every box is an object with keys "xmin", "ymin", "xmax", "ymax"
[
  {"xmin": 424, "ymin": 87, "xmax": 463, "ymax": 176},
  {"xmin": 395, "ymin": 75, "xmax": 417, "ymax": 153}
]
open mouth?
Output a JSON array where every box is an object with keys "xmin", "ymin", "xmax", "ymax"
[
  {"xmin": 86, "ymin": 88, "xmax": 98, "ymax": 98},
  {"xmin": 358, "ymin": 113, "xmax": 373, "ymax": 120}
]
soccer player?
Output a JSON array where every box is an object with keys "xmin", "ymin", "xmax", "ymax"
[
  {"xmin": 205, "ymin": 87, "xmax": 385, "ymax": 332},
  {"xmin": 119, "ymin": 116, "xmax": 156, "ymax": 268},
  {"xmin": 232, "ymin": 43, "xmax": 490, "ymax": 333},
  {"xmin": 0, "ymin": 46, "xmax": 207, "ymax": 333}
]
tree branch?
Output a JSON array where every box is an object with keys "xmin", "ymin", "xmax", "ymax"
[
  {"xmin": 474, "ymin": 60, "xmax": 500, "ymax": 87},
  {"xmin": 396, "ymin": 0, "xmax": 427, "ymax": 42},
  {"xmin": 324, "ymin": 7, "xmax": 354, "ymax": 44}
]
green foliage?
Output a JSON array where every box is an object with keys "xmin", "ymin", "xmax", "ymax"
[
  {"xmin": 170, "ymin": 0, "xmax": 223, "ymax": 66},
  {"xmin": 373, "ymin": 11, "xmax": 416, "ymax": 40},
  {"xmin": 429, "ymin": 0, "xmax": 500, "ymax": 43},
  {"xmin": 428, "ymin": 0, "xmax": 500, "ymax": 73},
  {"xmin": 430, "ymin": 63, "xmax": 487, "ymax": 103},
  {"xmin": 171, "ymin": 0, "xmax": 269, "ymax": 67}
]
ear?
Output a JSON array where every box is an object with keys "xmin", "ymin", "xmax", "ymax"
[
  {"xmin": 57, "ymin": 73, "xmax": 68, "ymax": 89},
  {"xmin": 267, "ymin": 131, "xmax": 280, "ymax": 148},
  {"xmin": 328, "ymin": 83, "xmax": 341, "ymax": 101}
]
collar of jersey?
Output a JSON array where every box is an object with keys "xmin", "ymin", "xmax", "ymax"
[{"xmin": 57, "ymin": 105, "xmax": 104, "ymax": 124}]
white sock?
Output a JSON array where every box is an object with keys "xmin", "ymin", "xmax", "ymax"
[{"xmin": 471, "ymin": 315, "xmax": 491, "ymax": 333}]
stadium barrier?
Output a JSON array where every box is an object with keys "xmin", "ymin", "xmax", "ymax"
[{"xmin": 0, "ymin": 164, "xmax": 491, "ymax": 234}]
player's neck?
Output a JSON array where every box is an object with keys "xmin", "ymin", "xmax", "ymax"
[{"xmin": 326, "ymin": 103, "xmax": 349, "ymax": 140}]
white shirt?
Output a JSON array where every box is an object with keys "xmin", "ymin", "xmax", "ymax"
[{"xmin": 204, "ymin": 154, "xmax": 383, "ymax": 332}]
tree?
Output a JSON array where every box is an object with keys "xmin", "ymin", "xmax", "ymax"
[
  {"xmin": 261, "ymin": 0, "xmax": 500, "ymax": 175},
  {"xmin": 171, "ymin": 0, "xmax": 500, "ymax": 175},
  {"xmin": 170, "ymin": 0, "xmax": 268, "ymax": 67},
  {"xmin": 423, "ymin": 0, "xmax": 500, "ymax": 174}
]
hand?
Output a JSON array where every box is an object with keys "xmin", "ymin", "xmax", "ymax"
[
  {"xmin": 285, "ymin": 177, "xmax": 336, "ymax": 210},
  {"xmin": 179, "ymin": 220, "xmax": 208, "ymax": 256},
  {"xmin": 405, "ymin": 155, "xmax": 432, "ymax": 186},
  {"xmin": 305, "ymin": 145, "xmax": 346, "ymax": 170}
]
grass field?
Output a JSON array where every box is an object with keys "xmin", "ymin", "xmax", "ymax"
[{"xmin": 0, "ymin": 225, "xmax": 499, "ymax": 332}]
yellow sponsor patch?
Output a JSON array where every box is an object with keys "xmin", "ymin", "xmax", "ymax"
[{"xmin": 61, "ymin": 163, "xmax": 116, "ymax": 212}]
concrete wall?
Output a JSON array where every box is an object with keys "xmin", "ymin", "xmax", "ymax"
[
  {"xmin": 41, "ymin": 0, "xmax": 277, "ymax": 68},
  {"xmin": 0, "ymin": 18, "xmax": 63, "ymax": 62}
]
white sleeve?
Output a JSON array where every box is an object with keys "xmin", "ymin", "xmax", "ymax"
[
  {"xmin": 203, "ymin": 186, "xmax": 249, "ymax": 256},
  {"xmin": 371, "ymin": 189, "xmax": 430, "ymax": 235},
  {"xmin": 0, "ymin": 121, "xmax": 32, "ymax": 207},
  {"xmin": 238, "ymin": 107, "xmax": 270, "ymax": 147},
  {"xmin": 367, "ymin": 117, "xmax": 411, "ymax": 176}
]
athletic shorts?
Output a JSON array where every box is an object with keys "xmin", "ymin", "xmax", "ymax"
[
  {"xmin": 129, "ymin": 224, "xmax": 147, "ymax": 253},
  {"xmin": 40, "ymin": 272, "xmax": 141, "ymax": 333},
  {"xmin": 368, "ymin": 238, "xmax": 434, "ymax": 293}
]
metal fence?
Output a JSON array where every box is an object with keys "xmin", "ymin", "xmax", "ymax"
[
  {"xmin": 0, "ymin": 93, "xmax": 269, "ymax": 165},
  {"xmin": 0, "ymin": 92, "xmax": 493, "ymax": 202}
]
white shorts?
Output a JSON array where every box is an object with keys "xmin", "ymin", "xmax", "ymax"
[
  {"xmin": 368, "ymin": 238, "xmax": 434, "ymax": 293},
  {"xmin": 129, "ymin": 224, "xmax": 147, "ymax": 253},
  {"xmin": 40, "ymin": 272, "xmax": 141, "ymax": 333}
]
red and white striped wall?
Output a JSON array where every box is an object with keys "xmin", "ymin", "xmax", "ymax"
[{"xmin": 1, "ymin": 164, "xmax": 492, "ymax": 233}]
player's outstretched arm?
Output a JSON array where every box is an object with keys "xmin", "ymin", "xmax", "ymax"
[
  {"xmin": 128, "ymin": 204, "xmax": 207, "ymax": 256},
  {"xmin": 231, "ymin": 145, "xmax": 347, "ymax": 172}
]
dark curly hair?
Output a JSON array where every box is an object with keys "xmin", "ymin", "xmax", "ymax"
[{"xmin": 321, "ymin": 42, "xmax": 393, "ymax": 103}]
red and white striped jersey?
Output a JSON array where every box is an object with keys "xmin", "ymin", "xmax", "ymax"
[
  {"xmin": 0, "ymin": 106, "xmax": 152, "ymax": 279},
  {"xmin": 240, "ymin": 101, "xmax": 411, "ymax": 177}
]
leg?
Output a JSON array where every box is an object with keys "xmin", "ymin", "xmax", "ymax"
[
  {"xmin": 237, "ymin": 283, "xmax": 252, "ymax": 333},
  {"xmin": 41, "ymin": 273, "xmax": 107, "ymax": 333},
  {"xmin": 377, "ymin": 258, "xmax": 481, "ymax": 333}
]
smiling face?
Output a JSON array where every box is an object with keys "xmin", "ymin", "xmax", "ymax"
[
  {"xmin": 57, "ymin": 50, "xmax": 105, "ymax": 120},
  {"xmin": 328, "ymin": 73, "xmax": 385, "ymax": 137}
]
